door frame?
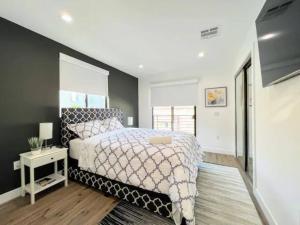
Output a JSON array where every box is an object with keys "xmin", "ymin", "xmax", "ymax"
[{"xmin": 235, "ymin": 58, "xmax": 252, "ymax": 176}]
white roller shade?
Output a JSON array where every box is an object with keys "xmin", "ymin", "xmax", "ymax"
[
  {"xmin": 59, "ymin": 53, "xmax": 109, "ymax": 96},
  {"xmin": 151, "ymin": 80, "xmax": 198, "ymax": 106}
]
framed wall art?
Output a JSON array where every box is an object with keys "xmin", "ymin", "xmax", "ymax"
[{"xmin": 205, "ymin": 87, "xmax": 227, "ymax": 107}]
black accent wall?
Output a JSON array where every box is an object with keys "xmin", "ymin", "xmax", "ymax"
[{"xmin": 0, "ymin": 17, "xmax": 138, "ymax": 194}]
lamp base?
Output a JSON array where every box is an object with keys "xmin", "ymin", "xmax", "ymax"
[{"xmin": 42, "ymin": 139, "xmax": 52, "ymax": 150}]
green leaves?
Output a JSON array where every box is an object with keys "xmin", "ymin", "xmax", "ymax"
[{"xmin": 28, "ymin": 137, "xmax": 43, "ymax": 149}]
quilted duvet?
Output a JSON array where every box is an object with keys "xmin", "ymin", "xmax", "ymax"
[{"xmin": 78, "ymin": 128, "xmax": 202, "ymax": 225}]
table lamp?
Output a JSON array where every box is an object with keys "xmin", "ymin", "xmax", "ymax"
[{"xmin": 39, "ymin": 122, "xmax": 53, "ymax": 149}]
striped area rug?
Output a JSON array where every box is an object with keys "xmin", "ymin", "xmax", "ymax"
[{"xmin": 99, "ymin": 163, "xmax": 262, "ymax": 225}]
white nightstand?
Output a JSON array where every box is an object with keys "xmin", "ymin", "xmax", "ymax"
[{"xmin": 20, "ymin": 147, "xmax": 68, "ymax": 204}]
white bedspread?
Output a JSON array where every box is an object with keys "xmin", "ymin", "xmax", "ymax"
[{"xmin": 78, "ymin": 128, "xmax": 202, "ymax": 225}]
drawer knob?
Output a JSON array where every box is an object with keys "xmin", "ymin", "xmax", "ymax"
[{"xmin": 51, "ymin": 157, "xmax": 54, "ymax": 160}]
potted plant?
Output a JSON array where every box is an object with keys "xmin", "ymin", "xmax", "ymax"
[{"xmin": 28, "ymin": 137, "xmax": 43, "ymax": 155}]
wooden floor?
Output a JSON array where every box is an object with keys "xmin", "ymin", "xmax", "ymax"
[
  {"xmin": 204, "ymin": 152, "xmax": 268, "ymax": 225},
  {"xmin": 203, "ymin": 152, "xmax": 238, "ymax": 167},
  {"xmin": 0, "ymin": 153, "xmax": 267, "ymax": 225},
  {"xmin": 0, "ymin": 183, "xmax": 118, "ymax": 225}
]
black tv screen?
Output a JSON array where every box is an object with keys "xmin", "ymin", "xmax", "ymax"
[{"xmin": 256, "ymin": 0, "xmax": 300, "ymax": 87}]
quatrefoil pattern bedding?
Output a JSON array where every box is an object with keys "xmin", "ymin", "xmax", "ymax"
[
  {"xmin": 78, "ymin": 128, "xmax": 202, "ymax": 225},
  {"xmin": 67, "ymin": 117, "xmax": 124, "ymax": 140}
]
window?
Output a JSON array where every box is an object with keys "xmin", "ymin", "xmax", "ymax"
[
  {"xmin": 153, "ymin": 106, "xmax": 172, "ymax": 131},
  {"xmin": 87, "ymin": 94, "xmax": 106, "ymax": 108},
  {"xmin": 60, "ymin": 91, "xmax": 86, "ymax": 109},
  {"xmin": 59, "ymin": 90, "xmax": 106, "ymax": 114},
  {"xmin": 173, "ymin": 106, "xmax": 196, "ymax": 134},
  {"xmin": 59, "ymin": 53, "xmax": 109, "ymax": 113},
  {"xmin": 153, "ymin": 106, "xmax": 196, "ymax": 135}
]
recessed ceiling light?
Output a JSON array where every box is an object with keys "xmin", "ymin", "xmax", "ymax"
[
  {"xmin": 139, "ymin": 64, "xmax": 144, "ymax": 69},
  {"xmin": 259, "ymin": 33, "xmax": 278, "ymax": 41},
  {"xmin": 61, "ymin": 12, "xmax": 73, "ymax": 23},
  {"xmin": 198, "ymin": 52, "xmax": 205, "ymax": 58}
]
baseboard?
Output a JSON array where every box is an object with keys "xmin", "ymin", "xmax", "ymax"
[
  {"xmin": 253, "ymin": 188, "xmax": 278, "ymax": 225},
  {"xmin": 0, "ymin": 187, "xmax": 21, "ymax": 205},
  {"xmin": 201, "ymin": 146, "xmax": 235, "ymax": 156}
]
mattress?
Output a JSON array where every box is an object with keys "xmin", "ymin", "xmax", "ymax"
[
  {"xmin": 69, "ymin": 131, "xmax": 120, "ymax": 160},
  {"xmin": 69, "ymin": 138, "xmax": 84, "ymax": 160}
]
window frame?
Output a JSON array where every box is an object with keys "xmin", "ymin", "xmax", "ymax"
[
  {"xmin": 85, "ymin": 94, "xmax": 108, "ymax": 108},
  {"xmin": 59, "ymin": 90, "xmax": 108, "ymax": 116},
  {"xmin": 152, "ymin": 106, "xmax": 196, "ymax": 136}
]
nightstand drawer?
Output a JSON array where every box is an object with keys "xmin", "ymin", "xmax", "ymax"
[{"xmin": 31, "ymin": 151, "xmax": 67, "ymax": 167}]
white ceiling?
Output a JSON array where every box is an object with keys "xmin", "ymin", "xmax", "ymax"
[{"xmin": 0, "ymin": 0, "xmax": 262, "ymax": 81}]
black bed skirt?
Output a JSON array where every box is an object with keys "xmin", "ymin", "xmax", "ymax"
[{"xmin": 67, "ymin": 158, "xmax": 173, "ymax": 219}]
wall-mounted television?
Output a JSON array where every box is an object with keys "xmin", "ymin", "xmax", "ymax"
[{"xmin": 256, "ymin": 0, "xmax": 300, "ymax": 87}]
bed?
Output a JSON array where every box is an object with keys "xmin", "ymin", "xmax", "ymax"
[{"xmin": 61, "ymin": 108, "xmax": 202, "ymax": 225}]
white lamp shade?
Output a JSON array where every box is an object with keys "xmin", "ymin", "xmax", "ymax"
[
  {"xmin": 39, "ymin": 123, "xmax": 53, "ymax": 140},
  {"xmin": 127, "ymin": 117, "xmax": 133, "ymax": 126}
]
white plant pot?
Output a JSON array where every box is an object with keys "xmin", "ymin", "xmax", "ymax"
[{"xmin": 31, "ymin": 148, "xmax": 42, "ymax": 155}]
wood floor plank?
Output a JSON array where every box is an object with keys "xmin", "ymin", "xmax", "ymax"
[
  {"xmin": 0, "ymin": 196, "xmax": 27, "ymax": 219},
  {"xmin": 62, "ymin": 194, "xmax": 118, "ymax": 225},
  {"xmin": 28, "ymin": 186, "xmax": 97, "ymax": 225},
  {"xmin": 0, "ymin": 152, "xmax": 268, "ymax": 225},
  {"xmin": 4, "ymin": 182, "xmax": 84, "ymax": 225},
  {"xmin": 1, "ymin": 182, "xmax": 117, "ymax": 225}
]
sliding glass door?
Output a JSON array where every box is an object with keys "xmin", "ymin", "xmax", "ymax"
[
  {"xmin": 235, "ymin": 60, "xmax": 253, "ymax": 182},
  {"xmin": 246, "ymin": 65, "xmax": 253, "ymax": 180},
  {"xmin": 235, "ymin": 70, "xmax": 246, "ymax": 170}
]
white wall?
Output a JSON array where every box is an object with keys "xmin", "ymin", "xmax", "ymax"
[
  {"xmin": 197, "ymin": 77, "xmax": 235, "ymax": 155},
  {"xmin": 138, "ymin": 76, "xmax": 236, "ymax": 155},
  {"xmin": 235, "ymin": 23, "xmax": 300, "ymax": 225}
]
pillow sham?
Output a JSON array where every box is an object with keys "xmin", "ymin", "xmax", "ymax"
[
  {"xmin": 67, "ymin": 120, "xmax": 105, "ymax": 140},
  {"xmin": 67, "ymin": 117, "xmax": 123, "ymax": 140},
  {"xmin": 102, "ymin": 117, "xmax": 124, "ymax": 131}
]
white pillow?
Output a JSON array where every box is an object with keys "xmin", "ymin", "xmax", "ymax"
[
  {"xmin": 103, "ymin": 117, "xmax": 124, "ymax": 132},
  {"xmin": 67, "ymin": 120, "xmax": 105, "ymax": 140}
]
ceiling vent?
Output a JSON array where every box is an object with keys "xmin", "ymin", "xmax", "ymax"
[{"xmin": 201, "ymin": 27, "xmax": 219, "ymax": 39}]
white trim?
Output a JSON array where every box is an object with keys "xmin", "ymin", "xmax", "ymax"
[
  {"xmin": 59, "ymin": 53, "xmax": 109, "ymax": 76},
  {"xmin": 150, "ymin": 79, "xmax": 199, "ymax": 88},
  {"xmin": 201, "ymin": 146, "xmax": 235, "ymax": 156},
  {"xmin": 0, "ymin": 187, "xmax": 21, "ymax": 205},
  {"xmin": 254, "ymin": 188, "xmax": 278, "ymax": 225},
  {"xmin": 233, "ymin": 53, "xmax": 252, "ymax": 78},
  {"xmin": 251, "ymin": 42, "xmax": 258, "ymax": 190}
]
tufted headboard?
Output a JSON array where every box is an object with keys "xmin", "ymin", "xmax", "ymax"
[{"xmin": 61, "ymin": 108, "xmax": 123, "ymax": 147}]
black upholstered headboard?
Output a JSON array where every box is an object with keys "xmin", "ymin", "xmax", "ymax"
[{"xmin": 61, "ymin": 108, "xmax": 123, "ymax": 147}]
